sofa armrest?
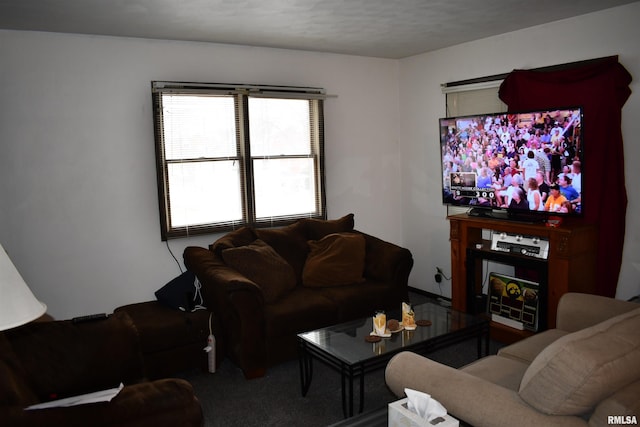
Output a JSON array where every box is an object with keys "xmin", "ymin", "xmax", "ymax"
[
  {"xmin": 590, "ymin": 380, "xmax": 640, "ymax": 427},
  {"xmin": 5, "ymin": 312, "xmax": 145, "ymax": 401},
  {"xmin": 385, "ymin": 351, "xmax": 587, "ymax": 427},
  {"xmin": 0, "ymin": 378, "xmax": 203, "ymax": 427},
  {"xmin": 184, "ymin": 246, "xmax": 262, "ymax": 295},
  {"xmin": 184, "ymin": 246, "xmax": 267, "ymax": 378},
  {"xmin": 556, "ymin": 293, "xmax": 639, "ymax": 332},
  {"xmin": 358, "ymin": 231, "xmax": 413, "ymax": 286}
]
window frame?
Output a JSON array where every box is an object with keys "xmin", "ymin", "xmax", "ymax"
[{"xmin": 152, "ymin": 82, "xmax": 327, "ymax": 240}]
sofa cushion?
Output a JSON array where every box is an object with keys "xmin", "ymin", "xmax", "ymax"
[
  {"xmin": 498, "ymin": 329, "xmax": 568, "ymax": 364},
  {"xmin": 302, "ymin": 232, "xmax": 366, "ymax": 287},
  {"xmin": 461, "ymin": 355, "xmax": 530, "ymax": 392},
  {"xmin": 316, "ymin": 279, "xmax": 396, "ymax": 320},
  {"xmin": 222, "ymin": 239, "xmax": 297, "ymax": 303},
  {"xmin": 297, "ymin": 213, "xmax": 355, "ymax": 240},
  {"xmin": 519, "ymin": 307, "xmax": 640, "ymax": 415},
  {"xmin": 255, "ymin": 221, "xmax": 309, "ymax": 282},
  {"xmin": 209, "ymin": 226, "xmax": 257, "ymax": 256},
  {"xmin": 264, "ymin": 288, "xmax": 339, "ymax": 337}
]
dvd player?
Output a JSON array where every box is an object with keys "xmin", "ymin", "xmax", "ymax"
[{"xmin": 490, "ymin": 232, "xmax": 549, "ymax": 259}]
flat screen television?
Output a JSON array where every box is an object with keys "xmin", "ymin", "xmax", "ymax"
[{"xmin": 439, "ymin": 107, "xmax": 583, "ymax": 221}]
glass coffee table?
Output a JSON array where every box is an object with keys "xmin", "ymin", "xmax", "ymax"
[{"xmin": 297, "ymin": 302, "xmax": 489, "ymax": 418}]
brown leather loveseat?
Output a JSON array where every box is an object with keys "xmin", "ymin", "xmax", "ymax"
[
  {"xmin": 0, "ymin": 312, "xmax": 203, "ymax": 427},
  {"xmin": 184, "ymin": 214, "xmax": 414, "ymax": 378}
]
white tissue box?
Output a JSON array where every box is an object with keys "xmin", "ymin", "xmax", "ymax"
[{"xmin": 388, "ymin": 398, "xmax": 459, "ymax": 427}]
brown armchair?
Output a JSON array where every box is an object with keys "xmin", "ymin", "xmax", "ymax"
[{"xmin": 0, "ymin": 312, "xmax": 203, "ymax": 427}]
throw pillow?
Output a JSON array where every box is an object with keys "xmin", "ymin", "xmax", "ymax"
[
  {"xmin": 298, "ymin": 213, "xmax": 355, "ymax": 240},
  {"xmin": 255, "ymin": 221, "xmax": 309, "ymax": 280},
  {"xmin": 221, "ymin": 239, "xmax": 297, "ymax": 303},
  {"xmin": 209, "ymin": 226, "xmax": 257, "ymax": 255},
  {"xmin": 302, "ymin": 232, "xmax": 366, "ymax": 287},
  {"xmin": 518, "ymin": 307, "xmax": 640, "ymax": 415}
]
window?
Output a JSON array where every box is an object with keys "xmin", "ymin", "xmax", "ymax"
[
  {"xmin": 444, "ymin": 83, "xmax": 506, "ymax": 117},
  {"xmin": 442, "ymin": 80, "xmax": 506, "ymax": 217},
  {"xmin": 152, "ymin": 82, "xmax": 326, "ymax": 240}
]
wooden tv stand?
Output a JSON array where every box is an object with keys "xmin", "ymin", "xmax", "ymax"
[{"xmin": 447, "ymin": 213, "xmax": 597, "ymax": 343}]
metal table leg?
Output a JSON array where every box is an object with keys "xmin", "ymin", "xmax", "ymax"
[
  {"xmin": 341, "ymin": 362, "xmax": 366, "ymax": 418},
  {"xmin": 298, "ymin": 340, "xmax": 313, "ymax": 396}
]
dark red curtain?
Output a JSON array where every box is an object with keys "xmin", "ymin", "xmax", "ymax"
[{"xmin": 499, "ymin": 56, "xmax": 632, "ymax": 297}]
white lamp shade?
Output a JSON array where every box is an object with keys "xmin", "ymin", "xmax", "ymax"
[{"xmin": 0, "ymin": 243, "xmax": 47, "ymax": 331}]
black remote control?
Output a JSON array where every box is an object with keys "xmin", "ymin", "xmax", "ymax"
[{"xmin": 71, "ymin": 313, "xmax": 108, "ymax": 323}]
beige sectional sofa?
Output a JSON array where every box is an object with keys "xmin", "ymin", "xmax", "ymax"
[{"xmin": 385, "ymin": 293, "xmax": 640, "ymax": 427}]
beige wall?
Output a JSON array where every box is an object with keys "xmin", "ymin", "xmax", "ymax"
[
  {"xmin": 0, "ymin": 31, "xmax": 400, "ymax": 318},
  {"xmin": 400, "ymin": 2, "xmax": 640, "ymax": 301}
]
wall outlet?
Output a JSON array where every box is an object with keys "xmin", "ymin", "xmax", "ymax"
[{"xmin": 435, "ymin": 267, "xmax": 450, "ymax": 282}]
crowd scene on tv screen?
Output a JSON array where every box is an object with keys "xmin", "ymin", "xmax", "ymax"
[{"xmin": 442, "ymin": 109, "xmax": 582, "ymax": 214}]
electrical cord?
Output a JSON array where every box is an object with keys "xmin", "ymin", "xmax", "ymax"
[
  {"xmin": 191, "ymin": 277, "xmax": 207, "ymax": 311},
  {"xmin": 437, "ymin": 268, "xmax": 452, "ymax": 281},
  {"xmin": 165, "ymin": 240, "xmax": 183, "ymax": 273}
]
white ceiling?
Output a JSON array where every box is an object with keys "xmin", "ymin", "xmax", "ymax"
[{"xmin": 0, "ymin": 0, "xmax": 637, "ymax": 59}]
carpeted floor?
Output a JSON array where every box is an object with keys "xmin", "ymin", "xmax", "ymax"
[
  {"xmin": 179, "ymin": 337, "xmax": 503, "ymax": 427},
  {"xmin": 178, "ymin": 294, "xmax": 504, "ymax": 427}
]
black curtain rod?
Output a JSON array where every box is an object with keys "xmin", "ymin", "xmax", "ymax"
[{"xmin": 443, "ymin": 55, "xmax": 618, "ymax": 88}]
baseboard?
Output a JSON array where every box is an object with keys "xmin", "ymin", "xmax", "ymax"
[{"xmin": 408, "ymin": 287, "xmax": 452, "ymax": 306}]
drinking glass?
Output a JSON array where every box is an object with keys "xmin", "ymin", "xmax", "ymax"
[{"xmin": 373, "ymin": 310, "xmax": 386, "ymax": 335}]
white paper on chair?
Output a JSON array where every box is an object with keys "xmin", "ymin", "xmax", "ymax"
[{"xmin": 25, "ymin": 383, "xmax": 124, "ymax": 410}]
